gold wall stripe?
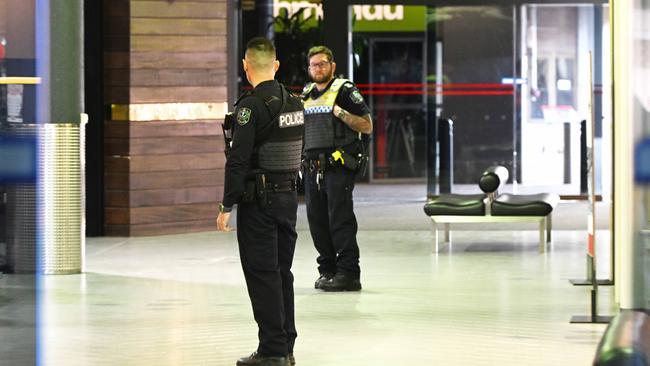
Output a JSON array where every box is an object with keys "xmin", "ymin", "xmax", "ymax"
[
  {"xmin": 110, "ymin": 102, "xmax": 228, "ymax": 121},
  {"xmin": 0, "ymin": 76, "xmax": 41, "ymax": 84}
]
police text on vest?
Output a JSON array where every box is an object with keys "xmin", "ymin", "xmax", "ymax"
[{"xmin": 279, "ymin": 111, "xmax": 305, "ymax": 128}]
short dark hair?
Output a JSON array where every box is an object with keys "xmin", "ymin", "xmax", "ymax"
[
  {"xmin": 245, "ymin": 37, "xmax": 276, "ymax": 70},
  {"xmin": 308, "ymin": 45, "xmax": 334, "ymax": 63}
]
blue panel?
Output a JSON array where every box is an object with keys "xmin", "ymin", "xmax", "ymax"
[
  {"xmin": 0, "ymin": 135, "xmax": 37, "ymax": 182},
  {"xmin": 635, "ymin": 138, "xmax": 650, "ymax": 184}
]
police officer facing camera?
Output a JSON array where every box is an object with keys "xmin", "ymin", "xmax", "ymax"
[
  {"xmin": 216, "ymin": 37, "xmax": 304, "ymax": 366},
  {"xmin": 302, "ymin": 46, "xmax": 373, "ymax": 292}
]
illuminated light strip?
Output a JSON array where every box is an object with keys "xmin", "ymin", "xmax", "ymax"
[
  {"xmin": 247, "ymin": 83, "xmax": 514, "ymax": 91},
  {"xmin": 0, "ymin": 76, "xmax": 41, "ymax": 84},
  {"xmin": 356, "ymin": 83, "xmax": 514, "ymax": 89},
  {"xmin": 360, "ymin": 90, "xmax": 514, "ymax": 96},
  {"xmin": 111, "ymin": 102, "xmax": 228, "ymax": 121}
]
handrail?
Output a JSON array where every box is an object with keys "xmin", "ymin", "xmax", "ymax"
[
  {"xmin": 0, "ymin": 77, "xmax": 41, "ymax": 85},
  {"xmin": 594, "ymin": 309, "xmax": 650, "ymax": 366}
]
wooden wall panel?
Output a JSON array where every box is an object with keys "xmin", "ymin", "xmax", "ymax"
[
  {"xmin": 107, "ymin": 186, "xmax": 223, "ymax": 208},
  {"xmin": 130, "ymin": 86, "xmax": 227, "ymax": 103},
  {"xmin": 104, "ymin": 0, "xmax": 229, "ymax": 236},
  {"xmin": 105, "ymin": 170, "xmax": 223, "ymax": 190},
  {"xmin": 106, "ymin": 136, "xmax": 222, "ymax": 156},
  {"xmin": 130, "ymin": 51, "xmax": 227, "ymax": 69},
  {"xmin": 105, "ymin": 121, "xmax": 222, "ymax": 138},
  {"xmin": 131, "ymin": 35, "xmax": 225, "ymax": 52},
  {"xmin": 131, "ymin": 1, "xmax": 227, "ymax": 19},
  {"xmin": 129, "ymin": 153, "xmax": 225, "ymax": 172},
  {"xmin": 127, "ymin": 69, "xmax": 226, "ymax": 87},
  {"xmin": 131, "ymin": 18, "xmax": 226, "ymax": 35}
]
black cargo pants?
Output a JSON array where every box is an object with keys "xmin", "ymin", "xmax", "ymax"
[
  {"xmin": 237, "ymin": 190, "xmax": 298, "ymax": 357},
  {"xmin": 304, "ymin": 163, "xmax": 361, "ymax": 278}
]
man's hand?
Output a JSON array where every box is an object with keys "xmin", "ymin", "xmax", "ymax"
[{"xmin": 216, "ymin": 212, "xmax": 233, "ymax": 232}]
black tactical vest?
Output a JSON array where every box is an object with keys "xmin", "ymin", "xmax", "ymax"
[
  {"xmin": 248, "ymin": 84, "xmax": 305, "ymax": 174},
  {"xmin": 302, "ymin": 79, "xmax": 360, "ymax": 154}
]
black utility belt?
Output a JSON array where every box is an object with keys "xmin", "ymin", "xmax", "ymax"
[
  {"xmin": 304, "ymin": 149, "xmax": 362, "ymax": 172},
  {"xmin": 242, "ymin": 174, "xmax": 296, "ymax": 205},
  {"xmin": 262, "ymin": 180, "xmax": 296, "ymax": 193},
  {"xmin": 244, "ymin": 179, "xmax": 295, "ymax": 194}
]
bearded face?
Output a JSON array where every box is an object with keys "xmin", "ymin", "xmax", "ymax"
[{"xmin": 308, "ymin": 54, "xmax": 335, "ymax": 84}]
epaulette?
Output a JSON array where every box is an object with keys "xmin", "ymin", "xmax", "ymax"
[
  {"xmin": 331, "ymin": 78, "xmax": 353, "ymax": 92},
  {"xmin": 301, "ymin": 83, "xmax": 316, "ymax": 99},
  {"xmin": 234, "ymin": 90, "xmax": 254, "ymax": 106}
]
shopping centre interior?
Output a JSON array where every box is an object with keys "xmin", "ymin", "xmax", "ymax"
[{"xmin": 1, "ymin": 1, "xmax": 648, "ymax": 365}]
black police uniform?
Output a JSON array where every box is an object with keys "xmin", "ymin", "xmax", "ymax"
[
  {"xmin": 302, "ymin": 78, "xmax": 370, "ymax": 283},
  {"xmin": 223, "ymin": 79, "xmax": 304, "ymax": 359}
]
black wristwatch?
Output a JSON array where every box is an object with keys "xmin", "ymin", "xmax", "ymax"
[{"xmin": 218, "ymin": 203, "xmax": 233, "ymax": 213}]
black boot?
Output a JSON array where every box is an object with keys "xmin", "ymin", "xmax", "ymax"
[
  {"xmin": 314, "ymin": 272, "xmax": 335, "ymax": 289},
  {"xmin": 236, "ymin": 352, "xmax": 289, "ymax": 366},
  {"xmin": 320, "ymin": 273, "xmax": 362, "ymax": 292}
]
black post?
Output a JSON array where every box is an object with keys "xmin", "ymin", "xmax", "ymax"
[
  {"xmin": 438, "ymin": 118, "xmax": 453, "ymax": 193},
  {"xmin": 580, "ymin": 120, "xmax": 588, "ymax": 194},
  {"xmin": 426, "ymin": 112, "xmax": 437, "ymax": 197},
  {"xmin": 84, "ymin": 0, "xmax": 104, "ymax": 236},
  {"xmin": 322, "ymin": 1, "xmax": 350, "ymax": 78},
  {"xmin": 564, "ymin": 122, "xmax": 571, "ymax": 184}
]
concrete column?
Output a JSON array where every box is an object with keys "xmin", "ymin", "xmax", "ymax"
[
  {"xmin": 36, "ymin": 0, "xmax": 82, "ymax": 124},
  {"xmin": 612, "ymin": 0, "xmax": 636, "ymax": 309}
]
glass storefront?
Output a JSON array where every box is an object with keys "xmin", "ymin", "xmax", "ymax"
[
  {"xmin": 235, "ymin": 1, "xmax": 611, "ymax": 198},
  {"xmin": 351, "ymin": 4, "xmax": 611, "ymax": 197}
]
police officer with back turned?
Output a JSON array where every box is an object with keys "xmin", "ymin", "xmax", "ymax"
[
  {"xmin": 216, "ymin": 37, "xmax": 304, "ymax": 366},
  {"xmin": 302, "ymin": 46, "xmax": 373, "ymax": 292}
]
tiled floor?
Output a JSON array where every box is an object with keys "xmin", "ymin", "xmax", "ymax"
[{"xmin": 2, "ymin": 186, "xmax": 615, "ymax": 365}]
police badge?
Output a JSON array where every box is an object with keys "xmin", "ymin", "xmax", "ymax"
[
  {"xmin": 350, "ymin": 90, "xmax": 364, "ymax": 104},
  {"xmin": 237, "ymin": 107, "xmax": 252, "ymax": 126}
]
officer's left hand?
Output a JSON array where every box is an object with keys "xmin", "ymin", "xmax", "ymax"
[{"xmin": 216, "ymin": 212, "xmax": 233, "ymax": 232}]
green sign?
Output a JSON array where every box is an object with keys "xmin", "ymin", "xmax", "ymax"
[
  {"xmin": 272, "ymin": 2, "xmax": 427, "ymax": 33},
  {"xmin": 352, "ymin": 5, "xmax": 427, "ymax": 32}
]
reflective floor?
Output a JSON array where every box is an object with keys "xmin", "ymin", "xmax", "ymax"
[{"xmin": 2, "ymin": 186, "xmax": 614, "ymax": 365}]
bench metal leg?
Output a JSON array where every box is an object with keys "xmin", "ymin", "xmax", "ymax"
[
  {"xmin": 538, "ymin": 219, "xmax": 546, "ymax": 253},
  {"xmin": 434, "ymin": 225, "xmax": 439, "ymax": 253},
  {"xmin": 444, "ymin": 223, "xmax": 450, "ymax": 243},
  {"xmin": 431, "ymin": 222, "xmax": 450, "ymax": 254},
  {"xmin": 546, "ymin": 214, "xmax": 552, "ymax": 242}
]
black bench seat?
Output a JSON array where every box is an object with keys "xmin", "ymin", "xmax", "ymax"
[
  {"xmin": 423, "ymin": 194, "xmax": 485, "ymax": 216},
  {"xmin": 424, "ymin": 166, "xmax": 560, "ymax": 253}
]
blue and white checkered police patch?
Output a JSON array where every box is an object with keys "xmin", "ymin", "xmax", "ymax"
[{"xmin": 304, "ymin": 106, "xmax": 333, "ymax": 115}]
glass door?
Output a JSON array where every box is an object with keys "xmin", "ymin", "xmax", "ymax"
[
  {"xmin": 425, "ymin": 5, "xmax": 516, "ymax": 194},
  {"xmin": 367, "ymin": 38, "xmax": 426, "ymax": 181},
  {"xmin": 520, "ymin": 4, "xmax": 611, "ymax": 196}
]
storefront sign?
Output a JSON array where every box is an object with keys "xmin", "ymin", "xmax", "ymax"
[{"xmin": 273, "ymin": 1, "xmax": 426, "ymax": 32}]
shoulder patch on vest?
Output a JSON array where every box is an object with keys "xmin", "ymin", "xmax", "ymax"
[
  {"xmin": 350, "ymin": 90, "xmax": 364, "ymax": 104},
  {"xmin": 237, "ymin": 107, "xmax": 252, "ymax": 126}
]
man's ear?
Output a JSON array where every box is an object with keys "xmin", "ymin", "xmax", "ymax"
[
  {"xmin": 273, "ymin": 60, "xmax": 280, "ymax": 73},
  {"xmin": 331, "ymin": 62, "xmax": 337, "ymax": 75}
]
